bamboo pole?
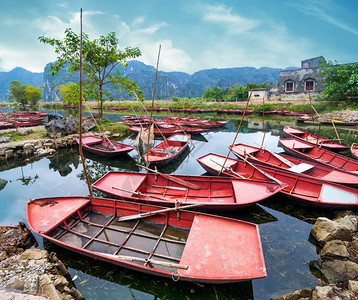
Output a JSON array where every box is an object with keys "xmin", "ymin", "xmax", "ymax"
[
  {"xmin": 146, "ymin": 44, "xmax": 161, "ymax": 169},
  {"xmin": 219, "ymin": 89, "xmax": 253, "ymax": 174},
  {"xmin": 78, "ymin": 9, "xmax": 93, "ymax": 197}
]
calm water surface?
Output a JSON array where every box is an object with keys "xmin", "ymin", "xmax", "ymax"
[{"xmin": 0, "ymin": 113, "xmax": 355, "ymax": 299}]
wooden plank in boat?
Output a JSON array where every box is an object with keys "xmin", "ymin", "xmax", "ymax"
[{"xmin": 179, "ymin": 214, "xmax": 266, "ymax": 280}]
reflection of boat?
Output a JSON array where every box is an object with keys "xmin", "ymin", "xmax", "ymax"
[
  {"xmin": 92, "ymin": 171, "xmax": 283, "ymax": 211},
  {"xmin": 197, "ymin": 152, "xmax": 358, "ymax": 209},
  {"xmin": 230, "ymin": 143, "xmax": 358, "ymax": 187},
  {"xmin": 279, "ymin": 138, "xmax": 358, "ymax": 174},
  {"xmin": 145, "ymin": 134, "xmax": 190, "ymax": 165},
  {"xmin": 27, "ymin": 196, "xmax": 267, "ymax": 283},
  {"xmin": 76, "ymin": 136, "xmax": 135, "ymax": 157},
  {"xmin": 351, "ymin": 143, "xmax": 358, "ymax": 160},
  {"xmin": 283, "ymin": 126, "xmax": 349, "ymax": 152}
]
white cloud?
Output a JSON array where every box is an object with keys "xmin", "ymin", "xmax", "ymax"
[
  {"xmin": 199, "ymin": 3, "xmax": 259, "ymax": 34},
  {"xmin": 289, "ymin": 0, "xmax": 358, "ymax": 37}
]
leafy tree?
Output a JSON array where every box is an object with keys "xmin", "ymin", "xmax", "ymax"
[
  {"xmin": 39, "ymin": 28, "xmax": 144, "ymax": 117},
  {"xmin": 320, "ymin": 60, "xmax": 358, "ymax": 101},
  {"xmin": 8, "ymin": 80, "xmax": 42, "ymax": 107},
  {"xmin": 202, "ymin": 86, "xmax": 228, "ymax": 101},
  {"xmin": 8, "ymin": 80, "xmax": 27, "ymax": 105},
  {"xmin": 25, "ymin": 85, "xmax": 42, "ymax": 107}
]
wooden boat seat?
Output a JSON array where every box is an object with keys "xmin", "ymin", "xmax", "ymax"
[{"xmin": 288, "ymin": 163, "xmax": 314, "ymax": 174}]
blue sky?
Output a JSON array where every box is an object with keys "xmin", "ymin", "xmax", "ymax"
[{"xmin": 0, "ymin": 0, "xmax": 357, "ymax": 74}]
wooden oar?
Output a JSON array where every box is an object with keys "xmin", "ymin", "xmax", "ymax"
[
  {"xmin": 137, "ymin": 164, "xmax": 201, "ymax": 190},
  {"xmin": 234, "ymin": 152, "xmax": 285, "ymax": 186},
  {"xmin": 209, "ymin": 158, "xmax": 246, "ymax": 179},
  {"xmin": 254, "ymin": 142, "xmax": 295, "ymax": 168},
  {"xmin": 112, "ymin": 186, "xmax": 172, "ymax": 202},
  {"xmin": 98, "ymin": 252, "xmax": 189, "ymax": 270},
  {"xmin": 117, "ymin": 202, "xmax": 205, "ymax": 222}
]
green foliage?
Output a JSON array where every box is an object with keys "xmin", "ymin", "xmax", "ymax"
[
  {"xmin": 39, "ymin": 28, "xmax": 143, "ymax": 116},
  {"xmin": 8, "ymin": 80, "xmax": 42, "ymax": 107},
  {"xmin": 203, "ymin": 82, "xmax": 274, "ymax": 102},
  {"xmin": 320, "ymin": 60, "xmax": 358, "ymax": 101},
  {"xmin": 202, "ymin": 86, "xmax": 229, "ymax": 101}
]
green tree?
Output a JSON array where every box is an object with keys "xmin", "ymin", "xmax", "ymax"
[
  {"xmin": 25, "ymin": 85, "xmax": 42, "ymax": 107},
  {"xmin": 8, "ymin": 81, "xmax": 42, "ymax": 107},
  {"xmin": 320, "ymin": 60, "xmax": 358, "ymax": 101},
  {"xmin": 202, "ymin": 86, "xmax": 228, "ymax": 101},
  {"xmin": 39, "ymin": 28, "xmax": 143, "ymax": 117},
  {"xmin": 8, "ymin": 80, "xmax": 27, "ymax": 105}
]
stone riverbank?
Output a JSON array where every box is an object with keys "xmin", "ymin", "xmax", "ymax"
[
  {"xmin": 273, "ymin": 213, "xmax": 358, "ymax": 300},
  {"xmin": 0, "ymin": 224, "xmax": 84, "ymax": 299}
]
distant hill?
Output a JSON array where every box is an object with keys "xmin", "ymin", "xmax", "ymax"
[
  {"xmin": 1, "ymin": 61, "xmax": 295, "ymax": 101},
  {"xmin": 0, "ymin": 67, "xmax": 43, "ymax": 100}
]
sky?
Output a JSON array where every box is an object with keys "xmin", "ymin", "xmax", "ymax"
[{"xmin": 0, "ymin": 0, "xmax": 357, "ymax": 74}]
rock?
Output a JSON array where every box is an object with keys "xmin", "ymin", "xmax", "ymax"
[
  {"xmin": 45, "ymin": 116, "xmax": 77, "ymax": 137},
  {"xmin": 311, "ymin": 217, "xmax": 353, "ymax": 245},
  {"xmin": 22, "ymin": 143, "xmax": 34, "ymax": 150},
  {"xmin": 348, "ymin": 280, "xmax": 358, "ymax": 293},
  {"xmin": 18, "ymin": 128, "xmax": 33, "ymax": 136},
  {"xmin": 18, "ymin": 249, "xmax": 48, "ymax": 261},
  {"xmin": 320, "ymin": 240, "xmax": 349, "ymax": 258},
  {"xmin": 0, "ymin": 137, "xmax": 12, "ymax": 143},
  {"xmin": 321, "ymin": 260, "xmax": 358, "ymax": 283},
  {"xmin": 335, "ymin": 215, "xmax": 358, "ymax": 232},
  {"xmin": 4, "ymin": 149, "xmax": 14, "ymax": 158},
  {"xmin": 5, "ymin": 276, "xmax": 25, "ymax": 291},
  {"xmin": 52, "ymin": 275, "xmax": 68, "ymax": 292},
  {"xmin": 39, "ymin": 274, "xmax": 61, "ymax": 300},
  {"xmin": 272, "ymin": 287, "xmax": 313, "ymax": 300}
]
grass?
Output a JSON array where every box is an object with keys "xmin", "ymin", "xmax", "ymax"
[{"xmin": 0, "ymin": 128, "xmax": 47, "ymax": 141}]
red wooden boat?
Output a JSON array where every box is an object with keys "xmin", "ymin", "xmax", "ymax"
[
  {"xmin": 279, "ymin": 138, "xmax": 358, "ymax": 174},
  {"xmin": 92, "ymin": 171, "xmax": 283, "ymax": 211},
  {"xmin": 76, "ymin": 136, "xmax": 134, "ymax": 157},
  {"xmin": 27, "ymin": 196, "xmax": 266, "ymax": 283},
  {"xmin": 196, "ymin": 153, "xmax": 358, "ymax": 208},
  {"xmin": 351, "ymin": 143, "xmax": 358, "ymax": 160},
  {"xmin": 283, "ymin": 126, "xmax": 349, "ymax": 152},
  {"xmin": 230, "ymin": 143, "xmax": 358, "ymax": 187},
  {"xmin": 145, "ymin": 134, "xmax": 190, "ymax": 165}
]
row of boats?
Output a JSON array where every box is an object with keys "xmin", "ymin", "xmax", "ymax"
[
  {"xmin": 0, "ymin": 111, "xmax": 48, "ymax": 129},
  {"xmin": 26, "ymin": 123, "xmax": 358, "ymax": 285}
]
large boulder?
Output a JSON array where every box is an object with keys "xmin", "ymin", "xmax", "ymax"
[
  {"xmin": 45, "ymin": 116, "xmax": 77, "ymax": 137},
  {"xmin": 311, "ymin": 217, "xmax": 353, "ymax": 245},
  {"xmin": 321, "ymin": 260, "xmax": 358, "ymax": 283}
]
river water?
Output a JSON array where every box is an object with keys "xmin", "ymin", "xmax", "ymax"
[{"xmin": 0, "ymin": 112, "xmax": 356, "ymax": 299}]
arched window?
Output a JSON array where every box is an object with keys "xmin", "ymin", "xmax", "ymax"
[
  {"xmin": 305, "ymin": 79, "xmax": 314, "ymax": 91},
  {"xmin": 285, "ymin": 81, "xmax": 294, "ymax": 92}
]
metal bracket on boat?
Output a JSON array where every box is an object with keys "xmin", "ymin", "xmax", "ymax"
[
  {"xmin": 172, "ymin": 271, "xmax": 181, "ymax": 281},
  {"xmin": 175, "ymin": 200, "xmax": 181, "ymax": 221}
]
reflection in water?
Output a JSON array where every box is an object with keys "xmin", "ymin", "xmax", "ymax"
[
  {"xmin": 48, "ymin": 148, "xmax": 80, "ymax": 176},
  {"xmin": 0, "ymin": 178, "xmax": 7, "ymax": 191}
]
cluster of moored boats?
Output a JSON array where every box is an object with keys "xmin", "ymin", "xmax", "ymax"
[
  {"xmin": 0, "ymin": 111, "xmax": 47, "ymax": 129},
  {"xmin": 26, "ymin": 121, "xmax": 358, "ymax": 284}
]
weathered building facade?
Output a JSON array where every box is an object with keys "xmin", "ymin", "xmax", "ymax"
[{"xmin": 251, "ymin": 56, "xmax": 326, "ymax": 101}]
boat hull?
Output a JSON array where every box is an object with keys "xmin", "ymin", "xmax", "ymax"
[
  {"xmin": 92, "ymin": 171, "xmax": 283, "ymax": 211},
  {"xmin": 26, "ymin": 196, "xmax": 266, "ymax": 283},
  {"xmin": 197, "ymin": 152, "xmax": 358, "ymax": 209},
  {"xmin": 279, "ymin": 138, "xmax": 358, "ymax": 174},
  {"xmin": 145, "ymin": 134, "xmax": 190, "ymax": 165},
  {"xmin": 283, "ymin": 126, "xmax": 349, "ymax": 152},
  {"xmin": 77, "ymin": 136, "xmax": 134, "ymax": 157}
]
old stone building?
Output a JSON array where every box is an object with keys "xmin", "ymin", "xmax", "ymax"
[{"xmin": 251, "ymin": 56, "xmax": 326, "ymax": 101}]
